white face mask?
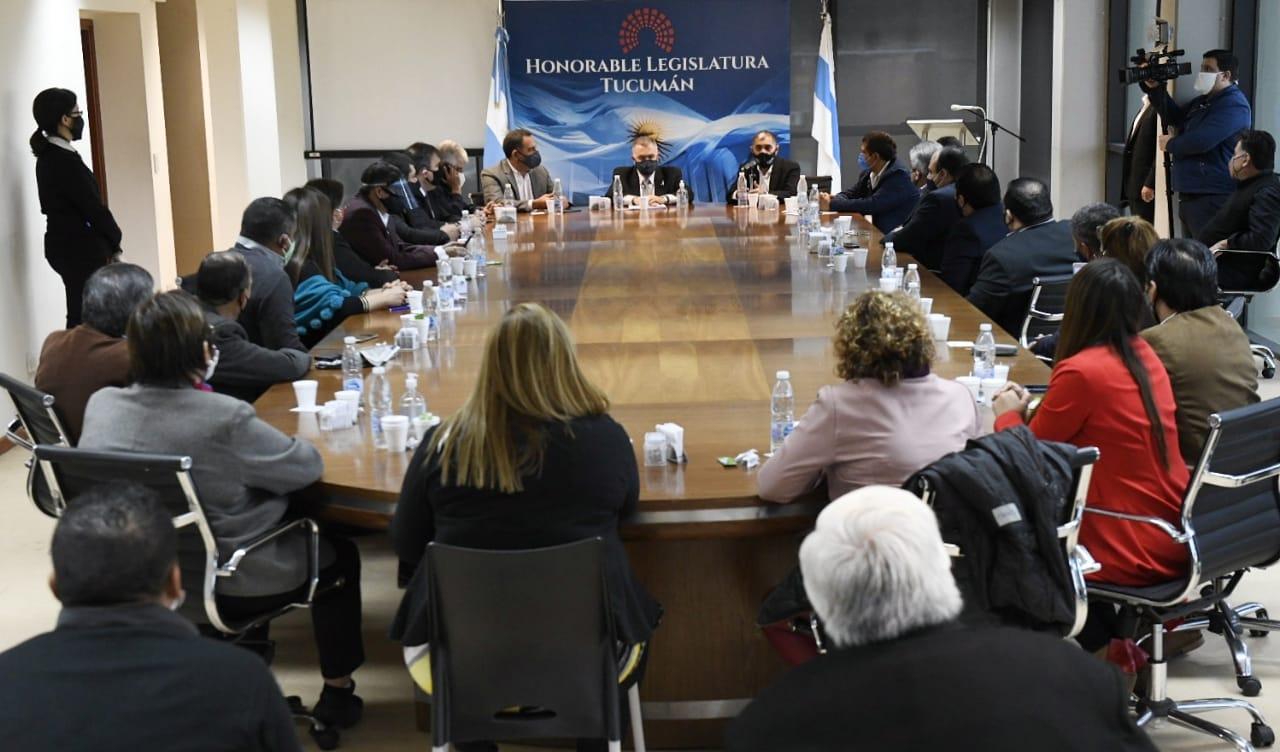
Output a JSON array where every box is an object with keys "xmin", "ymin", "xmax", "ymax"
[
  {"xmin": 456, "ymin": 172, "xmax": 467, "ymax": 190},
  {"xmin": 204, "ymin": 346, "xmax": 220, "ymax": 383},
  {"xmin": 1193, "ymin": 71, "xmax": 1220, "ymax": 95}
]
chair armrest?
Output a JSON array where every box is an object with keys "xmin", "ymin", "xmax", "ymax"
[
  {"xmin": 1074, "ymin": 544, "xmax": 1101, "ymax": 575},
  {"xmin": 217, "ymin": 518, "xmax": 320, "ymax": 582},
  {"xmin": 1082, "ymin": 506, "xmax": 1191, "ymax": 543},
  {"xmin": 1215, "ymin": 247, "xmax": 1280, "ymax": 257},
  {"xmin": 6, "ymin": 418, "xmax": 32, "ymax": 452},
  {"xmin": 943, "ymin": 543, "xmax": 962, "ymax": 558}
]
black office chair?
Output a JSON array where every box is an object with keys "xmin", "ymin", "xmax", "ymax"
[
  {"xmin": 0, "ymin": 372, "xmax": 72, "ymax": 517},
  {"xmin": 425, "ymin": 539, "xmax": 645, "ymax": 752},
  {"xmin": 1086, "ymin": 398, "xmax": 1280, "ymax": 750},
  {"xmin": 810, "ymin": 176, "xmax": 833, "ymax": 195},
  {"xmin": 31, "ymin": 445, "xmax": 343, "ymax": 750},
  {"xmin": 1018, "ymin": 273, "xmax": 1074, "ymax": 365},
  {"xmin": 1218, "ymin": 245, "xmax": 1279, "ymax": 379}
]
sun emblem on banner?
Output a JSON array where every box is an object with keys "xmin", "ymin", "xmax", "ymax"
[{"xmin": 618, "ymin": 8, "xmax": 675, "ymax": 54}]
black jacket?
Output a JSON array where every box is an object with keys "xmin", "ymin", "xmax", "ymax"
[
  {"xmin": 0, "ymin": 603, "xmax": 300, "ymax": 752},
  {"xmin": 967, "ymin": 219, "xmax": 1078, "ymax": 335},
  {"xmin": 1198, "ymin": 172, "xmax": 1280, "ymax": 291},
  {"xmin": 940, "ymin": 203, "xmax": 1008, "ymax": 295},
  {"xmin": 1121, "ymin": 104, "xmax": 1158, "ymax": 221},
  {"xmin": 333, "ymin": 230, "xmax": 398, "ymax": 287},
  {"xmin": 231, "ymin": 241, "xmax": 306, "ymax": 352},
  {"xmin": 905, "ymin": 426, "xmax": 1078, "ymax": 633},
  {"xmin": 35, "ymin": 141, "xmax": 122, "ymax": 269},
  {"xmin": 390, "ymin": 415, "xmax": 662, "ymax": 645},
  {"xmin": 726, "ymin": 623, "xmax": 1156, "ymax": 752},
  {"xmin": 828, "ymin": 159, "xmax": 921, "ymax": 235},
  {"xmin": 420, "ymin": 185, "xmax": 468, "ymax": 223},
  {"xmin": 883, "ymin": 184, "xmax": 961, "ymax": 270},
  {"xmin": 608, "ymin": 164, "xmax": 693, "ymax": 203},
  {"xmin": 726, "ymin": 156, "xmax": 802, "ymax": 202},
  {"xmin": 204, "ymin": 305, "xmax": 309, "ymax": 402}
]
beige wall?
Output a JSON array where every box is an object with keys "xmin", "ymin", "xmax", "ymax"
[{"xmin": 1050, "ymin": 0, "xmax": 1108, "ymax": 216}]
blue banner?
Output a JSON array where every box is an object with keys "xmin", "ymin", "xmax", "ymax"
[{"xmin": 504, "ymin": 0, "xmax": 792, "ymax": 204}]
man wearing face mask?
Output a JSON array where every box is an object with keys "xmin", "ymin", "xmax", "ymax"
[
  {"xmin": 196, "ymin": 251, "xmax": 310, "ymax": 403},
  {"xmin": 340, "ymin": 161, "xmax": 449, "ymax": 271},
  {"xmin": 1140, "ymin": 49, "xmax": 1252, "ymax": 238},
  {"xmin": 939, "ymin": 162, "xmax": 1008, "ymax": 295},
  {"xmin": 608, "ymin": 135, "xmax": 693, "ymax": 207},
  {"xmin": 884, "ymin": 146, "xmax": 969, "ymax": 270},
  {"xmin": 223, "ymin": 197, "xmax": 306, "ymax": 352},
  {"xmin": 726, "ymin": 130, "xmax": 802, "ymax": 203},
  {"xmin": 382, "ymin": 150, "xmax": 459, "ymax": 246},
  {"xmin": 1198, "ymin": 129, "xmax": 1280, "ymax": 290},
  {"xmin": 819, "ymin": 131, "xmax": 920, "ymax": 235},
  {"xmin": 30, "ymin": 87, "xmax": 124, "ymax": 328},
  {"xmin": 481, "ymin": 128, "xmax": 559, "ymax": 211},
  {"xmin": 0, "ymin": 484, "xmax": 303, "ymax": 751}
]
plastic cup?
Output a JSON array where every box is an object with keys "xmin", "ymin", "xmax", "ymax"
[
  {"xmin": 879, "ymin": 276, "xmax": 898, "ymax": 292},
  {"xmin": 980, "ymin": 378, "xmax": 1004, "ymax": 405},
  {"xmin": 993, "ymin": 364, "xmax": 1010, "ymax": 383},
  {"xmin": 450, "ymin": 257, "xmax": 466, "ymax": 276},
  {"xmin": 784, "ymin": 196, "xmax": 799, "ymax": 214},
  {"xmin": 919, "ymin": 297, "xmax": 933, "ymax": 317},
  {"xmin": 851, "ymin": 248, "xmax": 868, "ymax": 268},
  {"xmin": 381, "ymin": 415, "xmax": 410, "ymax": 452},
  {"xmin": 644, "ymin": 432, "xmax": 667, "ymax": 467},
  {"xmin": 928, "ymin": 313, "xmax": 951, "ymax": 340},
  {"xmin": 292, "ymin": 380, "xmax": 317, "ymax": 410},
  {"xmin": 407, "ymin": 290, "xmax": 423, "ymax": 313},
  {"xmin": 335, "ymin": 390, "xmax": 361, "ymax": 425},
  {"xmin": 832, "ymin": 253, "xmax": 849, "ymax": 272},
  {"xmin": 464, "ymin": 258, "xmax": 478, "ymax": 279},
  {"xmin": 956, "ymin": 376, "xmax": 981, "ymax": 404},
  {"xmin": 833, "ymin": 216, "xmax": 853, "ymax": 234}
]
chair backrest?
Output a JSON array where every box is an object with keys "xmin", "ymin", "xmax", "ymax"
[
  {"xmin": 1018, "ymin": 273, "xmax": 1074, "ymax": 351},
  {"xmin": 0, "ymin": 372, "xmax": 70, "ymax": 447},
  {"xmin": 30, "ymin": 445, "xmax": 232, "ymax": 632},
  {"xmin": 1216, "ymin": 242, "xmax": 1280, "ymax": 296},
  {"xmin": 1182, "ymin": 398, "xmax": 1280, "ymax": 587},
  {"xmin": 810, "ymin": 175, "xmax": 833, "ymax": 194},
  {"xmin": 426, "ymin": 539, "xmax": 620, "ymax": 746}
]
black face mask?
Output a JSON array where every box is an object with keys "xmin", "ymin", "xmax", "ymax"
[
  {"xmin": 755, "ymin": 152, "xmax": 775, "ymax": 168},
  {"xmin": 521, "ymin": 150, "xmax": 543, "ymax": 170},
  {"xmin": 636, "ymin": 160, "xmax": 658, "ymax": 177},
  {"xmin": 69, "ymin": 115, "xmax": 85, "ymax": 141},
  {"xmin": 380, "ymin": 189, "xmax": 409, "ymax": 215}
]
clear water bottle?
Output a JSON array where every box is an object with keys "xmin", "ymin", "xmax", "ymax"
[
  {"xmin": 770, "ymin": 370, "xmax": 795, "ymax": 453},
  {"xmin": 797, "ymin": 174, "xmax": 809, "ymax": 203},
  {"xmin": 551, "ymin": 178, "xmax": 564, "ymax": 214},
  {"xmin": 974, "ymin": 324, "xmax": 996, "ymax": 379},
  {"xmin": 881, "ymin": 241, "xmax": 897, "ymax": 278},
  {"xmin": 796, "ymin": 175, "xmax": 810, "ymax": 232},
  {"xmin": 472, "ymin": 233, "xmax": 487, "ymax": 277},
  {"xmin": 676, "ymin": 180, "xmax": 689, "ymax": 210},
  {"xmin": 454, "ymin": 275, "xmax": 468, "ymax": 303},
  {"xmin": 341, "ymin": 336, "xmax": 363, "ymax": 394},
  {"xmin": 807, "ymin": 184, "xmax": 821, "ymax": 227},
  {"xmin": 502, "ymin": 183, "xmax": 515, "ymax": 208},
  {"xmin": 422, "ymin": 281, "xmax": 438, "ymax": 340},
  {"xmin": 612, "ymin": 174, "xmax": 624, "ymax": 210},
  {"xmin": 438, "ymin": 274, "xmax": 455, "ymax": 310},
  {"xmin": 460, "ymin": 210, "xmax": 472, "ymax": 237},
  {"xmin": 737, "ymin": 171, "xmax": 749, "ymax": 209},
  {"xmin": 904, "ymin": 263, "xmax": 921, "ymax": 301},
  {"xmin": 367, "ymin": 366, "xmax": 393, "ymax": 449},
  {"xmin": 400, "ymin": 374, "xmax": 428, "ymax": 445}
]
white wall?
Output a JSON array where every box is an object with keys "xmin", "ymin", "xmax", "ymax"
[
  {"xmin": 1049, "ymin": 0, "xmax": 1107, "ymax": 216},
  {"xmin": 986, "ymin": 0, "xmax": 1022, "ymax": 181}
]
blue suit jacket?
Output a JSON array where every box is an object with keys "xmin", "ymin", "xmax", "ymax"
[
  {"xmin": 1147, "ymin": 83, "xmax": 1252, "ymax": 196},
  {"xmin": 940, "ymin": 203, "xmax": 1008, "ymax": 296},
  {"xmin": 884, "ymin": 184, "xmax": 961, "ymax": 270},
  {"xmin": 829, "ymin": 159, "xmax": 920, "ymax": 234}
]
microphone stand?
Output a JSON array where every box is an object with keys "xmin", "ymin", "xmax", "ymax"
[{"xmin": 976, "ymin": 114, "xmax": 1026, "ymax": 170}]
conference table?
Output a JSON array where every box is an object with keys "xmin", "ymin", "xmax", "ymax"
[{"xmin": 256, "ymin": 204, "xmax": 1049, "ymax": 748}]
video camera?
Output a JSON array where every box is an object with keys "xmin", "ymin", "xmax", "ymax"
[{"xmin": 1118, "ymin": 47, "xmax": 1192, "ymax": 86}]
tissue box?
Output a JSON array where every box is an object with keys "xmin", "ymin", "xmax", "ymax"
[
  {"xmin": 655, "ymin": 422, "xmax": 686, "ymax": 463},
  {"xmin": 589, "ymin": 196, "xmax": 612, "ymax": 212},
  {"xmin": 495, "ymin": 206, "xmax": 518, "ymax": 223}
]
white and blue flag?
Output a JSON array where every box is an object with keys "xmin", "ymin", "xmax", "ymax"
[
  {"xmin": 811, "ymin": 8, "xmax": 842, "ymax": 192},
  {"xmin": 483, "ymin": 25, "xmax": 513, "ymax": 167}
]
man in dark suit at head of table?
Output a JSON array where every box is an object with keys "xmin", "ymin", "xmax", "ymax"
[
  {"xmin": 607, "ymin": 135, "xmax": 693, "ymax": 208},
  {"xmin": 726, "ymin": 130, "xmax": 802, "ymax": 203}
]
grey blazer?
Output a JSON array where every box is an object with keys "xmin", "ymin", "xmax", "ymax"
[
  {"xmin": 480, "ymin": 160, "xmax": 554, "ymax": 211},
  {"xmin": 80, "ymin": 384, "xmax": 323, "ymax": 597}
]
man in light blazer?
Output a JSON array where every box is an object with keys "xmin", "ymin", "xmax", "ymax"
[
  {"xmin": 481, "ymin": 128, "xmax": 558, "ymax": 211},
  {"xmin": 607, "ymin": 135, "xmax": 693, "ymax": 207}
]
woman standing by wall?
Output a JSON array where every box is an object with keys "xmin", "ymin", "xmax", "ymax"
[{"xmin": 31, "ymin": 88, "xmax": 122, "ymax": 328}]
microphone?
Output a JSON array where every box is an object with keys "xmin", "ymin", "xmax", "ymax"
[{"xmin": 951, "ymin": 104, "xmax": 986, "ymax": 115}]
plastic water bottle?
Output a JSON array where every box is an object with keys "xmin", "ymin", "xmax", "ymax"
[
  {"xmin": 904, "ymin": 263, "xmax": 921, "ymax": 301},
  {"xmin": 770, "ymin": 370, "xmax": 795, "ymax": 453},
  {"xmin": 422, "ymin": 281, "xmax": 438, "ymax": 340},
  {"xmin": 367, "ymin": 366, "xmax": 392, "ymax": 449},
  {"xmin": 797, "ymin": 174, "xmax": 809, "ymax": 203},
  {"xmin": 612, "ymin": 174, "xmax": 624, "ymax": 210},
  {"xmin": 974, "ymin": 324, "xmax": 996, "ymax": 379},
  {"xmin": 341, "ymin": 336, "xmax": 363, "ymax": 394},
  {"xmin": 807, "ymin": 184, "xmax": 821, "ymax": 227},
  {"xmin": 502, "ymin": 183, "xmax": 515, "ymax": 208},
  {"xmin": 676, "ymin": 180, "xmax": 689, "ymax": 210},
  {"xmin": 796, "ymin": 175, "xmax": 809, "ymax": 230},
  {"xmin": 737, "ymin": 171, "xmax": 749, "ymax": 209},
  {"xmin": 881, "ymin": 241, "xmax": 897, "ymax": 278},
  {"xmin": 552, "ymin": 178, "xmax": 564, "ymax": 214},
  {"xmin": 400, "ymin": 374, "xmax": 428, "ymax": 445},
  {"xmin": 460, "ymin": 210, "xmax": 472, "ymax": 237},
  {"xmin": 472, "ymin": 234, "xmax": 487, "ymax": 277}
]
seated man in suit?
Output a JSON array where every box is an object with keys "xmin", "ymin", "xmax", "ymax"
[
  {"xmin": 35, "ymin": 262, "xmax": 153, "ymax": 442},
  {"xmin": 1198, "ymin": 129, "xmax": 1280, "ymax": 291},
  {"xmin": 726, "ymin": 486, "xmax": 1156, "ymax": 752},
  {"xmin": 0, "ymin": 483, "xmax": 301, "ymax": 751},
  {"xmin": 305, "ymin": 177, "xmax": 400, "ymax": 287},
  {"xmin": 383, "ymin": 150, "xmax": 458, "ymax": 247},
  {"xmin": 1141, "ymin": 239, "xmax": 1258, "ymax": 465},
  {"xmin": 906, "ymin": 139, "xmax": 941, "ymax": 192},
  {"xmin": 608, "ymin": 135, "xmax": 693, "ymax": 207},
  {"xmin": 1070, "ymin": 202, "xmax": 1121, "ymax": 262},
  {"xmin": 226, "ymin": 197, "xmax": 306, "ymax": 351},
  {"xmin": 436, "ymin": 139, "xmax": 488, "ymax": 220},
  {"xmin": 940, "ymin": 162, "xmax": 1006, "ymax": 295},
  {"xmin": 340, "ymin": 161, "xmax": 447, "ymax": 270},
  {"xmin": 966, "ymin": 177, "xmax": 1077, "ymax": 334},
  {"xmin": 481, "ymin": 128, "xmax": 558, "ymax": 211},
  {"xmin": 820, "ymin": 131, "xmax": 920, "ymax": 235},
  {"xmin": 885, "ymin": 146, "xmax": 968, "ymax": 270},
  {"xmin": 196, "ymin": 251, "xmax": 310, "ymax": 402},
  {"xmin": 726, "ymin": 129, "xmax": 802, "ymax": 203}
]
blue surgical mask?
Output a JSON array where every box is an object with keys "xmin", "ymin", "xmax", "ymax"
[{"xmin": 857, "ymin": 153, "xmax": 870, "ymax": 173}]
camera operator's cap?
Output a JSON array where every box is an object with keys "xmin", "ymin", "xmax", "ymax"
[{"xmin": 360, "ymin": 161, "xmax": 402, "ymax": 188}]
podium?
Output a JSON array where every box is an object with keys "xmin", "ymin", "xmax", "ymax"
[{"xmin": 906, "ymin": 118, "xmax": 982, "ymax": 146}]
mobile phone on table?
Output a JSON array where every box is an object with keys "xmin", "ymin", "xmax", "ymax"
[{"xmin": 1024, "ymin": 384, "xmax": 1049, "ymax": 394}]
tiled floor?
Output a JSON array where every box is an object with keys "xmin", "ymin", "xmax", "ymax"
[{"xmin": 3, "ymin": 377, "xmax": 1280, "ymax": 750}]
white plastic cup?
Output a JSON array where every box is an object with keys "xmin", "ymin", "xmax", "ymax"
[
  {"xmin": 407, "ymin": 290, "xmax": 423, "ymax": 313},
  {"xmin": 993, "ymin": 364, "xmax": 1010, "ymax": 382},
  {"xmin": 979, "ymin": 378, "xmax": 1004, "ymax": 406},
  {"xmin": 643, "ymin": 432, "xmax": 667, "ymax": 467},
  {"xmin": 851, "ymin": 248, "xmax": 868, "ymax": 268},
  {"xmin": 833, "ymin": 216, "xmax": 853, "ymax": 234},
  {"xmin": 957, "ymin": 376, "xmax": 981, "ymax": 404},
  {"xmin": 879, "ymin": 276, "xmax": 898, "ymax": 292},
  {"xmin": 450, "ymin": 257, "xmax": 466, "ymax": 276},
  {"xmin": 464, "ymin": 258, "xmax": 478, "ymax": 279},
  {"xmin": 320, "ymin": 403, "xmax": 344, "ymax": 432},
  {"xmin": 784, "ymin": 196, "xmax": 799, "ymax": 214},
  {"xmin": 928, "ymin": 313, "xmax": 951, "ymax": 341},
  {"xmin": 832, "ymin": 253, "xmax": 849, "ymax": 272},
  {"xmin": 292, "ymin": 379, "xmax": 318, "ymax": 410},
  {"xmin": 381, "ymin": 415, "xmax": 410, "ymax": 452},
  {"xmin": 919, "ymin": 297, "xmax": 934, "ymax": 317},
  {"xmin": 335, "ymin": 390, "xmax": 361, "ymax": 425}
]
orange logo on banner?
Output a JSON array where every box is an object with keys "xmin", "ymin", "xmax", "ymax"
[{"xmin": 618, "ymin": 8, "xmax": 675, "ymax": 54}]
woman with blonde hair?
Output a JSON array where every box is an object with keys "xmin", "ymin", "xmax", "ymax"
[
  {"xmin": 390, "ymin": 303, "xmax": 660, "ymax": 751},
  {"xmin": 758, "ymin": 290, "xmax": 981, "ymax": 502},
  {"xmin": 1099, "ymin": 216, "xmax": 1160, "ymax": 282}
]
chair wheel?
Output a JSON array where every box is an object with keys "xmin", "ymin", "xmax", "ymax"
[
  {"xmin": 1264, "ymin": 366, "xmax": 1276, "ymax": 379},
  {"xmin": 1253, "ymin": 610, "xmax": 1272, "ymax": 637},
  {"xmin": 311, "ymin": 725, "xmax": 340, "ymax": 750},
  {"xmin": 1252, "ymin": 722, "xmax": 1275, "ymax": 748},
  {"xmin": 1239, "ymin": 676, "xmax": 1263, "ymax": 697}
]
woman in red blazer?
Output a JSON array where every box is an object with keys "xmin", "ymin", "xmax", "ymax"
[{"xmin": 993, "ymin": 259, "xmax": 1188, "ymax": 596}]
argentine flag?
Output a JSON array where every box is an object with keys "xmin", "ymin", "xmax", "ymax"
[
  {"xmin": 811, "ymin": 10, "xmax": 842, "ymax": 192},
  {"xmin": 483, "ymin": 25, "xmax": 513, "ymax": 168}
]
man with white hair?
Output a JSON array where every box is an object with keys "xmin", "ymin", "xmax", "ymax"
[
  {"xmin": 436, "ymin": 139, "xmax": 487, "ymax": 219},
  {"xmin": 907, "ymin": 139, "xmax": 941, "ymax": 191},
  {"xmin": 726, "ymin": 486, "xmax": 1155, "ymax": 752}
]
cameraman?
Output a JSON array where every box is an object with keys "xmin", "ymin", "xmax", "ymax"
[{"xmin": 1140, "ymin": 49, "xmax": 1252, "ymax": 238}]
